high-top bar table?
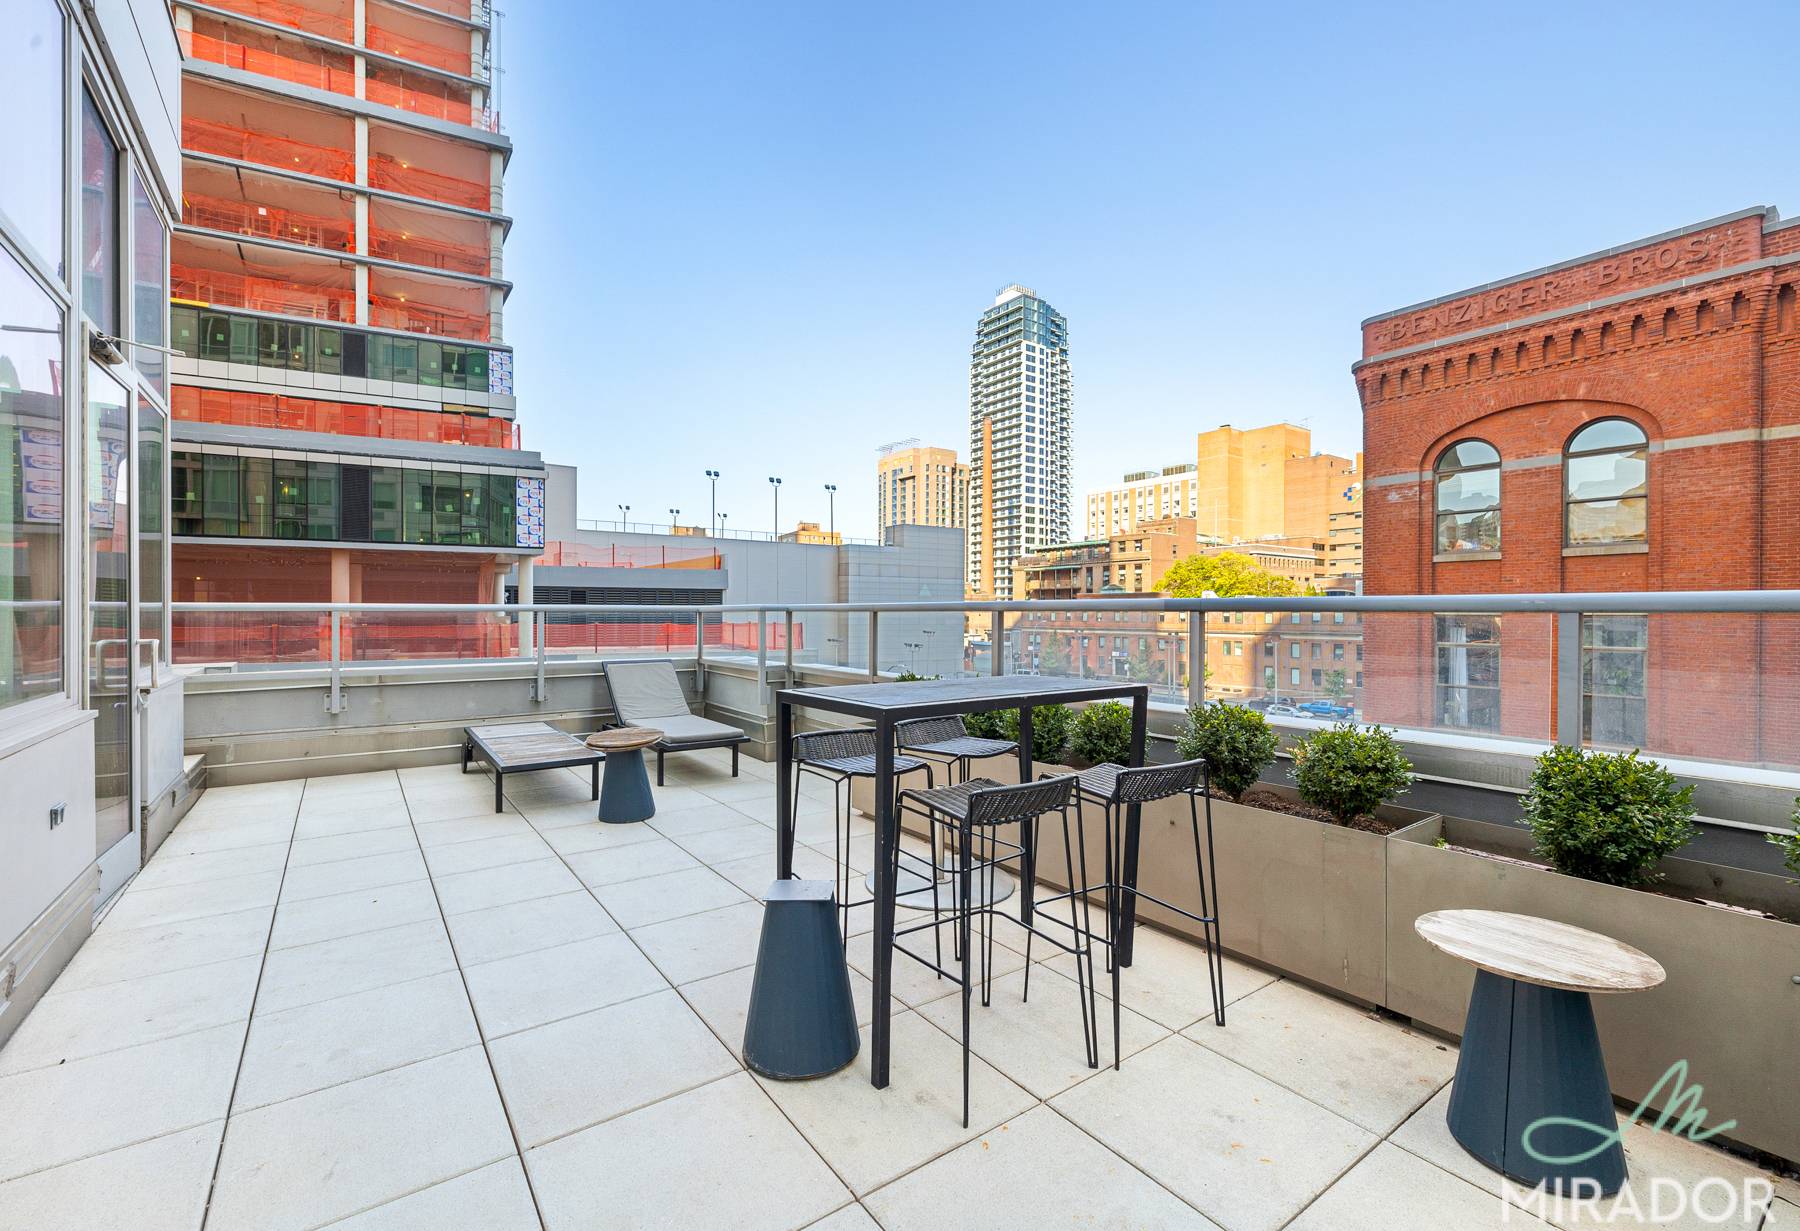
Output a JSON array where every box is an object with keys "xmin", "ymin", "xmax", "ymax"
[{"xmin": 775, "ymin": 675, "xmax": 1150, "ymax": 1089}]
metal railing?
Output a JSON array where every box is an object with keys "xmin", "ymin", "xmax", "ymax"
[{"xmin": 167, "ymin": 590, "xmax": 1800, "ymax": 777}]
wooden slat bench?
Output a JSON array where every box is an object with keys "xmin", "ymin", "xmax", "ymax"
[{"xmin": 462, "ymin": 722, "xmax": 604, "ymax": 814}]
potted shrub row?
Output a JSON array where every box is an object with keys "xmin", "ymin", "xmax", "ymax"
[
  {"xmin": 1160, "ymin": 706, "xmax": 1434, "ymax": 1003},
  {"xmin": 1388, "ymin": 746, "xmax": 1800, "ymax": 1162}
]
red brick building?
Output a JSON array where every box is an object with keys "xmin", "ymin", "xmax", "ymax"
[{"xmin": 1354, "ymin": 206, "xmax": 1800, "ymax": 765}]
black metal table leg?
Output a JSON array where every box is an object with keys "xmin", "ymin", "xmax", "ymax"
[
  {"xmin": 870, "ymin": 713, "xmax": 897, "ymax": 1088},
  {"xmin": 1116, "ymin": 690, "xmax": 1148, "ymax": 967},
  {"xmin": 1017, "ymin": 702, "xmax": 1035, "ymax": 925},
  {"xmin": 776, "ymin": 698, "xmax": 795, "ymax": 880}
]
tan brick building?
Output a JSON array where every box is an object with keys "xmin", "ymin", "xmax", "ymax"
[
  {"xmin": 1085, "ymin": 425, "xmax": 1361, "ymax": 580},
  {"xmin": 876, "ymin": 444, "xmax": 968, "ymax": 536}
]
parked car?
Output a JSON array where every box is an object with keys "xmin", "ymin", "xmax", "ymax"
[
  {"xmin": 1264, "ymin": 704, "xmax": 1304, "ymax": 717},
  {"xmin": 1244, "ymin": 696, "xmax": 1299, "ymax": 712},
  {"xmin": 1297, "ymin": 700, "xmax": 1355, "ymax": 719}
]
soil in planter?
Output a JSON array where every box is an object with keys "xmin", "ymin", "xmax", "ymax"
[{"xmin": 1228, "ymin": 788, "xmax": 1401, "ymax": 836}]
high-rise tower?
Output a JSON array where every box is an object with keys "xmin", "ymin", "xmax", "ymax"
[
  {"xmin": 967, "ymin": 285, "xmax": 1071, "ymax": 600},
  {"xmin": 164, "ymin": 0, "xmax": 544, "ymax": 607}
]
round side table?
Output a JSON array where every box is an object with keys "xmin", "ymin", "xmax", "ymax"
[
  {"xmin": 1416, "ymin": 909, "xmax": 1665, "ymax": 1196},
  {"xmin": 586, "ymin": 728, "xmax": 664, "ymax": 824}
]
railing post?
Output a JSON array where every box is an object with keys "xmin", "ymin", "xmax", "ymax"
[
  {"xmin": 1556, "ymin": 610, "xmax": 1582, "ymax": 748},
  {"xmin": 694, "ymin": 609, "xmax": 706, "ymax": 685},
  {"xmin": 867, "ymin": 610, "xmax": 879, "ymax": 682},
  {"xmin": 756, "ymin": 614, "xmax": 768, "ymax": 690},
  {"xmin": 783, "ymin": 610, "xmax": 794, "ymax": 685},
  {"xmin": 533, "ymin": 608, "xmax": 547, "ymax": 703},
  {"xmin": 326, "ymin": 609, "xmax": 343, "ymax": 714},
  {"xmin": 1187, "ymin": 606, "xmax": 1205, "ymax": 711},
  {"xmin": 990, "ymin": 611, "xmax": 1004, "ymax": 676}
]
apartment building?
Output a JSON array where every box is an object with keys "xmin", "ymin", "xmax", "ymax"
[
  {"xmin": 967, "ymin": 285, "xmax": 1072, "ymax": 601},
  {"xmin": 164, "ymin": 0, "xmax": 545, "ymax": 615},
  {"xmin": 1086, "ymin": 425, "xmax": 1360, "ymax": 580},
  {"xmin": 1355, "ymin": 206, "xmax": 1800, "ymax": 761},
  {"xmin": 1, "ymin": 0, "xmax": 185, "ymax": 1041},
  {"xmin": 1082, "ymin": 464, "xmax": 1199, "ymax": 538},
  {"xmin": 876, "ymin": 442, "xmax": 967, "ymax": 535}
]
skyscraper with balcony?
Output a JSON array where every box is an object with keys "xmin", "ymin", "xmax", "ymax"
[
  {"xmin": 164, "ymin": 0, "xmax": 544, "ymax": 613},
  {"xmin": 967, "ymin": 285, "xmax": 1071, "ymax": 600}
]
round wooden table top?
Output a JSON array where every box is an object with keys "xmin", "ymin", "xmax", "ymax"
[
  {"xmin": 1414, "ymin": 909, "xmax": 1665, "ymax": 994},
  {"xmin": 585, "ymin": 727, "xmax": 663, "ymax": 754}
]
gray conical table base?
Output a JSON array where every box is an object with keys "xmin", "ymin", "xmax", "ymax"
[{"xmin": 865, "ymin": 850, "xmax": 1015, "ymax": 911}]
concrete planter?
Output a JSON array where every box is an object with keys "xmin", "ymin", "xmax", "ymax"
[
  {"xmin": 1179, "ymin": 787, "xmax": 1436, "ymax": 1004},
  {"xmin": 1387, "ymin": 815, "xmax": 1800, "ymax": 1163},
  {"xmin": 860, "ymin": 760, "xmax": 1434, "ymax": 1005}
]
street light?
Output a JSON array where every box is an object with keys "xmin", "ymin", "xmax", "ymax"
[
  {"xmin": 704, "ymin": 469, "xmax": 720, "ymax": 536},
  {"xmin": 669, "ymin": 508, "xmax": 680, "ymax": 532},
  {"xmin": 767, "ymin": 476, "xmax": 782, "ymax": 539},
  {"xmin": 824, "ymin": 484, "xmax": 837, "ymax": 540},
  {"xmin": 617, "ymin": 503, "xmax": 630, "ymax": 529}
]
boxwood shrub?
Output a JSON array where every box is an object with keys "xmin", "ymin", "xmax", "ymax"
[
  {"xmin": 1069, "ymin": 701, "xmax": 1134, "ymax": 766},
  {"xmin": 1175, "ymin": 703, "xmax": 1278, "ymax": 802},
  {"xmin": 1291, "ymin": 723, "xmax": 1413, "ymax": 825},
  {"xmin": 1521, "ymin": 746, "xmax": 1698, "ymax": 886}
]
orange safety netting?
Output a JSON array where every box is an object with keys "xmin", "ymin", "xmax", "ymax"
[
  {"xmin": 183, "ymin": 191, "xmax": 355, "ymax": 252},
  {"xmin": 203, "ymin": 0, "xmax": 353, "ymax": 41},
  {"xmin": 534, "ymin": 542, "xmax": 723, "ymax": 570},
  {"xmin": 368, "ymin": 154, "xmax": 488, "ymax": 210},
  {"xmin": 169, "ymin": 619, "xmax": 800, "ymax": 666},
  {"xmin": 395, "ymin": 0, "xmax": 478, "ymax": 22},
  {"xmin": 365, "ymin": 23, "xmax": 472, "ymax": 76},
  {"xmin": 172, "ymin": 386, "xmax": 517, "ymax": 449},
  {"xmin": 367, "ymin": 293, "xmax": 489, "ymax": 341},
  {"xmin": 180, "ymin": 29, "xmax": 358, "ymax": 98},
  {"xmin": 363, "ymin": 73, "xmax": 474, "ymax": 126},
  {"xmin": 182, "ymin": 117, "xmax": 356, "ymax": 182},
  {"xmin": 367, "ymin": 228, "xmax": 488, "ymax": 275},
  {"xmin": 172, "ymin": 264, "xmax": 357, "ymax": 321}
]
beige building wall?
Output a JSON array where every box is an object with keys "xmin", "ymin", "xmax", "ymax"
[
  {"xmin": 877, "ymin": 445, "xmax": 969, "ymax": 536},
  {"xmin": 1085, "ymin": 467, "xmax": 1200, "ymax": 538},
  {"xmin": 1193, "ymin": 423, "xmax": 1310, "ymax": 541},
  {"xmin": 1283, "ymin": 449, "xmax": 1360, "ymax": 543}
]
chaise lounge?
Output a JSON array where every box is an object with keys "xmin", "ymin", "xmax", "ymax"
[{"xmin": 601, "ymin": 658, "xmax": 750, "ymax": 784}]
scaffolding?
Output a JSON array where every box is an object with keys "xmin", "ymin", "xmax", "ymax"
[
  {"xmin": 183, "ymin": 117, "xmax": 356, "ymax": 182},
  {"xmin": 202, "ymin": 0, "xmax": 353, "ymax": 41},
  {"xmin": 367, "ymin": 153, "xmax": 489, "ymax": 210},
  {"xmin": 171, "ymin": 264, "xmax": 357, "ymax": 321},
  {"xmin": 183, "ymin": 191, "xmax": 355, "ymax": 252},
  {"xmin": 181, "ymin": 29, "xmax": 359, "ymax": 98},
  {"xmin": 367, "ymin": 291, "xmax": 489, "ymax": 341},
  {"xmin": 365, "ymin": 23, "xmax": 470, "ymax": 76}
]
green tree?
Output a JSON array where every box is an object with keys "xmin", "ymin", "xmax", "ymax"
[
  {"xmin": 1127, "ymin": 640, "xmax": 1163, "ymax": 683},
  {"xmin": 1156, "ymin": 551, "xmax": 1311, "ymax": 599},
  {"xmin": 1322, "ymin": 669, "xmax": 1350, "ymax": 703},
  {"xmin": 1039, "ymin": 630, "xmax": 1072, "ymax": 676}
]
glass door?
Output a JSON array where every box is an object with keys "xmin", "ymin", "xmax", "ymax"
[{"xmin": 87, "ymin": 361, "xmax": 136, "ymax": 898}]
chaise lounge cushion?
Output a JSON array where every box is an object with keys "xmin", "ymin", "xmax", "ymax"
[{"xmin": 602, "ymin": 660, "xmax": 747, "ymax": 748}]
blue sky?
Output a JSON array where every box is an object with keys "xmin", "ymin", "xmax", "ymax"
[{"xmin": 502, "ymin": 1, "xmax": 1798, "ymax": 541}]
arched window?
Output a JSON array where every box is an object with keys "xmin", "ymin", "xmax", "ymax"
[
  {"xmin": 1435, "ymin": 440, "xmax": 1501, "ymax": 554},
  {"xmin": 1564, "ymin": 419, "xmax": 1648, "ymax": 546}
]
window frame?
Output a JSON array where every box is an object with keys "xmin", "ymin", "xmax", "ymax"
[
  {"xmin": 1434, "ymin": 614, "xmax": 1502, "ymax": 733},
  {"xmin": 1563, "ymin": 418, "xmax": 1649, "ymax": 548},
  {"xmin": 1433, "ymin": 438, "xmax": 1502, "ymax": 555}
]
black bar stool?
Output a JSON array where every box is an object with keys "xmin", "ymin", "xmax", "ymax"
[
  {"xmin": 1039, "ymin": 757, "xmax": 1224, "ymax": 1069},
  {"xmin": 896, "ymin": 716, "xmax": 1017, "ymax": 784},
  {"xmin": 892, "ymin": 774, "xmax": 1096, "ymax": 1127},
  {"xmin": 790, "ymin": 729, "xmax": 932, "ymax": 947}
]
